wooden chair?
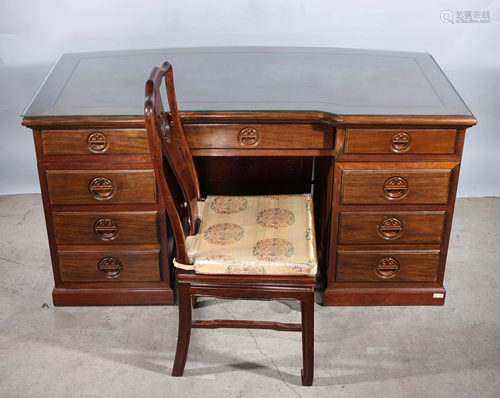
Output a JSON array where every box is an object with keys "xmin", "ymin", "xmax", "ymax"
[{"xmin": 144, "ymin": 62, "xmax": 317, "ymax": 386}]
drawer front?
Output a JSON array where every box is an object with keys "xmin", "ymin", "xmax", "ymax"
[
  {"xmin": 345, "ymin": 129, "xmax": 456, "ymax": 154},
  {"xmin": 41, "ymin": 130, "xmax": 149, "ymax": 155},
  {"xmin": 341, "ymin": 169, "xmax": 451, "ymax": 205},
  {"xmin": 336, "ymin": 251, "xmax": 439, "ymax": 282},
  {"xmin": 184, "ymin": 124, "xmax": 334, "ymax": 149},
  {"xmin": 339, "ymin": 212, "xmax": 445, "ymax": 244},
  {"xmin": 53, "ymin": 212, "xmax": 158, "ymax": 245},
  {"xmin": 59, "ymin": 251, "xmax": 161, "ymax": 282},
  {"xmin": 47, "ymin": 170, "xmax": 156, "ymax": 205}
]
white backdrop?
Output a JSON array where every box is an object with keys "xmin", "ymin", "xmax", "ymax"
[{"xmin": 1, "ymin": 0, "xmax": 498, "ymax": 196}]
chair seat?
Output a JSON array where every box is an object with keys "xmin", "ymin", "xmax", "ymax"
[{"xmin": 181, "ymin": 194, "xmax": 317, "ymax": 276}]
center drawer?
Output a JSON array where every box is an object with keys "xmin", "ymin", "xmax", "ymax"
[{"xmin": 184, "ymin": 124, "xmax": 334, "ymax": 149}]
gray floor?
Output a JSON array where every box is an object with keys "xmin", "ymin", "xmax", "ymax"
[{"xmin": 0, "ymin": 194, "xmax": 499, "ymax": 398}]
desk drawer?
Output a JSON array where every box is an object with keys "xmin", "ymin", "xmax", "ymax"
[
  {"xmin": 53, "ymin": 212, "xmax": 158, "ymax": 244},
  {"xmin": 184, "ymin": 124, "xmax": 334, "ymax": 149},
  {"xmin": 59, "ymin": 249, "xmax": 161, "ymax": 283},
  {"xmin": 338, "ymin": 212, "xmax": 445, "ymax": 244},
  {"xmin": 345, "ymin": 129, "xmax": 456, "ymax": 154},
  {"xmin": 41, "ymin": 130, "xmax": 150, "ymax": 155},
  {"xmin": 47, "ymin": 170, "xmax": 156, "ymax": 205},
  {"xmin": 339, "ymin": 163, "xmax": 454, "ymax": 205},
  {"xmin": 336, "ymin": 250, "xmax": 439, "ymax": 282}
]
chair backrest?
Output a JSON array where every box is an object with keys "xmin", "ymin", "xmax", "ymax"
[{"xmin": 144, "ymin": 62, "xmax": 201, "ymax": 265}]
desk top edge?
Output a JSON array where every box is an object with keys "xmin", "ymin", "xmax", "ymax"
[{"xmin": 21, "ymin": 112, "xmax": 477, "ymax": 129}]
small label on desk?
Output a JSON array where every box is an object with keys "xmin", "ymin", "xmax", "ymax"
[{"xmin": 433, "ymin": 293, "xmax": 445, "ymax": 298}]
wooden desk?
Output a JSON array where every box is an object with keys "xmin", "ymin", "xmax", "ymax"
[{"xmin": 22, "ymin": 47, "xmax": 476, "ymax": 306}]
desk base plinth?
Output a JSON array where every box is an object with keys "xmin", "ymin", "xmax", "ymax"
[
  {"xmin": 323, "ymin": 287, "xmax": 446, "ymax": 306},
  {"xmin": 52, "ymin": 286, "xmax": 174, "ymax": 306}
]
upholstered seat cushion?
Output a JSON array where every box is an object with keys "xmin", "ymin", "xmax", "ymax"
[{"xmin": 179, "ymin": 194, "xmax": 317, "ymax": 276}]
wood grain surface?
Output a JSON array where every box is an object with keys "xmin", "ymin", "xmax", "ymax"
[
  {"xmin": 53, "ymin": 211, "xmax": 158, "ymax": 244},
  {"xmin": 345, "ymin": 128, "xmax": 456, "ymax": 154},
  {"xmin": 338, "ymin": 212, "xmax": 445, "ymax": 244},
  {"xmin": 336, "ymin": 250, "xmax": 440, "ymax": 282},
  {"xmin": 46, "ymin": 170, "xmax": 156, "ymax": 205},
  {"xmin": 41, "ymin": 129, "xmax": 149, "ymax": 155}
]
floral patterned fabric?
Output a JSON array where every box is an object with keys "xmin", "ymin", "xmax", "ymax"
[{"xmin": 181, "ymin": 194, "xmax": 317, "ymax": 276}]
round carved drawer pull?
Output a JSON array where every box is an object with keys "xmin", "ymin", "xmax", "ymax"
[
  {"xmin": 238, "ymin": 127, "xmax": 261, "ymax": 147},
  {"xmin": 86, "ymin": 132, "xmax": 108, "ymax": 152},
  {"xmin": 378, "ymin": 217, "xmax": 404, "ymax": 239},
  {"xmin": 383, "ymin": 176, "xmax": 409, "ymax": 200},
  {"xmin": 98, "ymin": 257, "xmax": 123, "ymax": 278},
  {"xmin": 390, "ymin": 132, "xmax": 412, "ymax": 153},
  {"xmin": 93, "ymin": 218, "xmax": 119, "ymax": 240},
  {"xmin": 375, "ymin": 257, "xmax": 400, "ymax": 278},
  {"xmin": 89, "ymin": 177, "xmax": 114, "ymax": 201}
]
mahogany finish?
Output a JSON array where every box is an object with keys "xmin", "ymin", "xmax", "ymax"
[
  {"xmin": 339, "ymin": 162, "xmax": 456, "ymax": 205},
  {"xmin": 21, "ymin": 50, "xmax": 477, "ymax": 309},
  {"xmin": 145, "ymin": 62, "xmax": 316, "ymax": 386},
  {"xmin": 336, "ymin": 251, "xmax": 440, "ymax": 282},
  {"xmin": 26, "ymin": 127, "xmax": 173, "ymax": 306},
  {"xmin": 46, "ymin": 170, "xmax": 156, "ymax": 205},
  {"xmin": 41, "ymin": 129, "xmax": 150, "ymax": 155},
  {"xmin": 184, "ymin": 124, "xmax": 334, "ymax": 149},
  {"xmin": 53, "ymin": 211, "xmax": 158, "ymax": 244},
  {"xmin": 345, "ymin": 129, "xmax": 456, "ymax": 154},
  {"xmin": 22, "ymin": 113, "xmax": 477, "ymax": 130},
  {"xmin": 338, "ymin": 212, "xmax": 445, "ymax": 244},
  {"xmin": 195, "ymin": 156, "xmax": 314, "ymax": 196},
  {"xmin": 23, "ymin": 116, "xmax": 475, "ymax": 309},
  {"xmin": 321, "ymin": 125, "xmax": 471, "ymax": 305},
  {"xmin": 59, "ymin": 250, "xmax": 161, "ymax": 282},
  {"xmin": 51, "ymin": 284, "xmax": 172, "ymax": 306}
]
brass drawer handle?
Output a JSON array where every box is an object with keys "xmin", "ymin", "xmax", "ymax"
[
  {"xmin": 375, "ymin": 257, "xmax": 400, "ymax": 278},
  {"xmin": 378, "ymin": 217, "xmax": 404, "ymax": 239},
  {"xmin": 89, "ymin": 177, "xmax": 114, "ymax": 200},
  {"xmin": 390, "ymin": 132, "xmax": 412, "ymax": 153},
  {"xmin": 86, "ymin": 132, "xmax": 108, "ymax": 153},
  {"xmin": 238, "ymin": 127, "xmax": 261, "ymax": 147},
  {"xmin": 383, "ymin": 176, "xmax": 408, "ymax": 200},
  {"xmin": 93, "ymin": 218, "xmax": 119, "ymax": 240},
  {"xmin": 98, "ymin": 257, "xmax": 123, "ymax": 278}
]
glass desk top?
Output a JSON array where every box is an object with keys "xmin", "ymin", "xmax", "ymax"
[{"xmin": 22, "ymin": 47, "xmax": 472, "ymax": 118}]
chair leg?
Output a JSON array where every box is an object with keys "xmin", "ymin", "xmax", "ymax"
[
  {"xmin": 300, "ymin": 293, "xmax": 314, "ymax": 386},
  {"xmin": 172, "ymin": 282, "xmax": 192, "ymax": 377}
]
